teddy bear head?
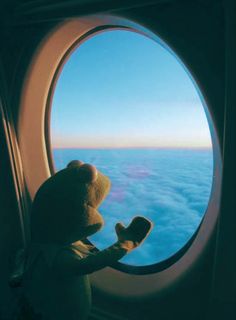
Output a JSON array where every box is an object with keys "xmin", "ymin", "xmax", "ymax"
[{"xmin": 30, "ymin": 160, "xmax": 111, "ymax": 245}]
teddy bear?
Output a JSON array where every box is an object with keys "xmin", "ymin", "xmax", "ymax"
[{"xmin": 10, "ymin": 160, "xmax": 153, "ymax": 320}]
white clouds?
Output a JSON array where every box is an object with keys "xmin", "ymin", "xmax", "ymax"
[{"xmin": 54, "ymin": 148, "xmax": 213, "ymax": 266}]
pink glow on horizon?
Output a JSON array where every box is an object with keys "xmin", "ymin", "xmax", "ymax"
[{"xmin": 52, "ymin": 145, "xmax": 212, "ymax": 150}]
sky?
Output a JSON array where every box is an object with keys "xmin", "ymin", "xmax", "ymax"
[{"xmin": 51, "ymin": 29, "xmax": 212, "ymax": 149}]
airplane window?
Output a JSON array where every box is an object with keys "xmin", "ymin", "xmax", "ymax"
[{"xmin": 50, "ymin": 30, "xmax": 213, "ymax": 268}]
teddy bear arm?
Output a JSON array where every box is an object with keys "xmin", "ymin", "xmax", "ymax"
[{"xmin": 54, "ymin": 242, "xmax": 128, "ymax": 276}]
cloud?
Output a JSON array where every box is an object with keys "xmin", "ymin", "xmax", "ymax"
[{"xmin": 54, "ymin": 148, "xmax": 213, "ymax": 266}]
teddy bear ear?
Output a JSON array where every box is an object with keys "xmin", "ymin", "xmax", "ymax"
[
  {"xmin": 67, "ymin": 160, "xmax": 84, "ymax": 168},
  {"xmin": 77, "ymin": 164, "xmax": 98, "ymax": 183}
]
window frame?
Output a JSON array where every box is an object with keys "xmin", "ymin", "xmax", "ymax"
[{"xmin": 18, "ymin": 16, "xmax": 222, "ymax": 297}]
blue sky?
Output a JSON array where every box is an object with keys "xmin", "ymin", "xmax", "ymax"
[{"xmin": 51, "ymin": 30, "xmax": 212, "ymax": 149}]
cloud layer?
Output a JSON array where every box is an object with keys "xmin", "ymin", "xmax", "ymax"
[{"xmin": 53, "ymin": 148, "xmax": 213, "ymax": 266}]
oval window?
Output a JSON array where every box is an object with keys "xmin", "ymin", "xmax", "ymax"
[{"xmin": 50, "ymin": 30, "xmax": 213, "ymax": 267}]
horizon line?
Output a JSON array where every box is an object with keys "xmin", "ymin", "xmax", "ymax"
[{"xmin": 52, "ymin": 146, "xmax": 212, "ymax": 150}]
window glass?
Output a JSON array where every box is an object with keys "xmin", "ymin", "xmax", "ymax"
[{"xmin": 50, "ymin": 30, "xmax": 213, "ymax": 266}]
